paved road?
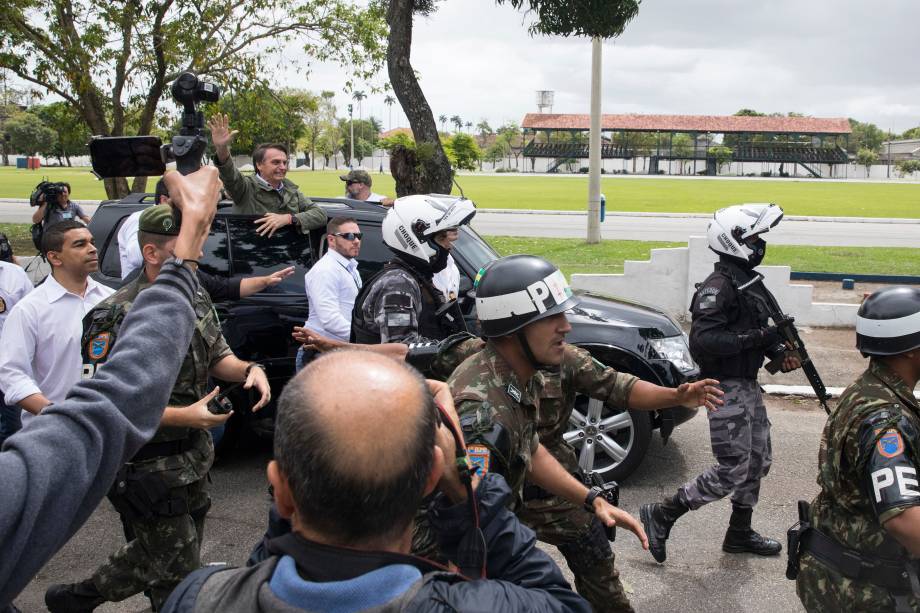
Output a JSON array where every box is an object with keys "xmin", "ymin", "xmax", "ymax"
[
  {"xmin": 3, "ymin": 201, "xmax": 919, "ymax": 247},
  {"xmin": 14, "ymin": 397, "xmax": 823, "ymax": 613},
  {"xmin": 471, "ymin": 210, "xmax": 920, "ymax": 247}
]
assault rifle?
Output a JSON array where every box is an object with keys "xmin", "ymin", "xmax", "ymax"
[{"xmin": 740, "ymin": 275, "xmax": 831, "ymax": 414}]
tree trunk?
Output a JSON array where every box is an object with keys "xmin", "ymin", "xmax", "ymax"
[
  {"xmin": 386, "ymin": 0, "xmax": 453, "ymax": 195},
  {"xmin": 65, "ymin": 154, "xmax": 72, "ymax": 167}
]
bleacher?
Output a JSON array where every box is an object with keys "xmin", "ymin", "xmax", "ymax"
[
  {"xmin": 732, "ymin": 143, "xmax": 848, "ymax": 164},
  {"xmin": 522, "ymin": 142, "xmax": 631, "ymax": 159}
]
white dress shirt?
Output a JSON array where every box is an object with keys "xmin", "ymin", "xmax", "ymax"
[
  {"xmin": 0, "ymin": 273, "xmax": 114, "ymax": 423},
  {"xmin": 303, "ymin": 248, "xmax": 362, "ymax": 342},
  {"xmin": 117, "ymin": 211, "xmax": 143, "ymax": 280},
  {"xmin": 432, "ymin": 254, "xmax": 460, "ymax": 301},
  {"xmin": 0, "ymin": 260, "xmax": 33, "ymax": 335}
]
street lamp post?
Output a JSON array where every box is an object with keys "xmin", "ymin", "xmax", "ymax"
[
  {"xmin": 348, "ymin": 103, "xmax": 354, "ymax": 170},
  {"xmin": 586, "ymin": 37, "xmax": 603, "ymax": 244}
]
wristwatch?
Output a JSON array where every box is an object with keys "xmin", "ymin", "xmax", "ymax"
[
  {"xmin": 584, "ymin": 486, "xmax": 603, "ymax": 513},
  {"xmin": 245, "ymin": 362, "xmax": 266, "ymax": 377},
  {"xmin": 168, "ymin": 256, "xmax": 199, "ymax": 271}
]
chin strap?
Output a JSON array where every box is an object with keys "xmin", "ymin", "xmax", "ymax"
[{"xmin": 433, "ymin": 400, "xmax": 486, "ymax": 579}]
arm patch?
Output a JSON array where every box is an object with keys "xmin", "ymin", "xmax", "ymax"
[{"xmin": 858, "ymin": 411, "xmax": 920, "ymax": 520}]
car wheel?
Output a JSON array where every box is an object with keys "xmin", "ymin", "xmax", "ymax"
[{"xmin": 565, "ymin": 396, "xmax": 652, "ymax": 483}]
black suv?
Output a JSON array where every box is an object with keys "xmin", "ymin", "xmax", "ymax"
[{"xmin": 89, "ymin": 195, "xmax": 699, "ymax": 481}]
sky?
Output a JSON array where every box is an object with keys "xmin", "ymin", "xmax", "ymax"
[{"xmin": 289, "ymin": 0, "xmax": 920, "ymax": 134}]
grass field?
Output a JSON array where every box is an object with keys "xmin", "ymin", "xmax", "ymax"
[
  {"xmin": 2, "ymin": 167, "xmax": 919, "ymax": 218},
  {"xmin": 3, "ymin": 221, "xmax": 912, "ymax": 277}
]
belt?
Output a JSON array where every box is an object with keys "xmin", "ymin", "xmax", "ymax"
[
  {"xmin": 802, "ymin": 527, "xmax": 915, "ymax": 593},
  {"xmin": 131, "ymin": 437, "xmax": 194, "ymax": 462}
]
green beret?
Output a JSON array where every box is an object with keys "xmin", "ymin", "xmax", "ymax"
[
  {"xmin": 139, "ymin": 204, "xmax": 180, "ymax": 236},
  {"xmin": 340, "ymin": 169, "xmax": 372, "ymax": 186}
]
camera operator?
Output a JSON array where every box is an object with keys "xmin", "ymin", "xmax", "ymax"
[
  {"xmin": 31, "ymin": 183, "xmax": 90, "ymax": 228},
  {"xmin": 161, "ymin": 351, "xmax": 589, "ymax": 612}
]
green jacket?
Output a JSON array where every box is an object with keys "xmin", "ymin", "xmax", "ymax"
[{"xmin": 216, "ymin": 157, "xmax": 327, "ymax": 233}]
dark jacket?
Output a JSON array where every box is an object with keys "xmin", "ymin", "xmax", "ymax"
[
  {"xmin": 689, "ymin": 259, "xmax": 782, "ymax": 380},
  {"xmin": 0, "ymin": 263, "xmax": 199, "ymax": 606},
  {"xmin": 161, "ymin": 474, "xmax": 589, "ymax": 613}
]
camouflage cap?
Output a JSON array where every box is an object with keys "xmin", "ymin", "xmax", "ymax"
[
  {"xmin": 340, "ymin": 169, "xmax": 372, "ymax": 186},
  {"xmin": 138, "ymin": 204, "xmax": 180, "ymax": 236}
]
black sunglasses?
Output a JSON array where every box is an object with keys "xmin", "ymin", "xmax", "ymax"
[
  {"xmin": 333, "ymin": 232, "xmax": 363, "ymax": 241},
  {"xmin": 346, "ymin": 180, "xmax": 362, "ymax": 186}
]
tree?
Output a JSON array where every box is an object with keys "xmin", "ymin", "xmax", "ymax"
[
  {"xmin": 899, "ymin": 127, "xmax": 920, "ymax": 140},
  {"xmin": 438, "ymin": 114, "xmax": 448, "ymax": 133},
  {"xmin": 339, "ymin": 117, "xmax": 379, "ymax": 166},
  {"xmin": 300, "ymin": 91, "xmax": 335, "ymax": 170},
  {"xmin": 443, "ymin": 133, "xmax": 481, "ymax": 171},
  {"xmin": 384, "ymin": 94, "xmax": 397, "ymax": 130},
  {"xmin": 385, "ymin": 0, "xmax": 454, "ymax": 196},
  {"xmin": 856, "ymin": 147, "xmax": 879, "ymax": 176},
  {"xmin": 484, "ymin": 139, "xmax": 509, "ymax": 168},
  {"xmin": 895, "ymin": 159, "xmax": 920, "ymax": 177},
  {"xmin": 671, "ymin": 134, "xmax": 693, "ymax": 172},
  {"xmin": 708, "ymin": 145, "xmax": 733, "ymax": 174},
  {"xmin": 476, "ymin": 120, "xmax": 493, "ymax": 139},
  {"xmin": 848, "ymin": 119, "xmax": 885, "ymax": 154},
  {"xmin": 464, "ymin": 120, "xmax": 473, "ymax": 133},
  {"xmin": 352, "ymin": 90, "xmax": 367, "ymax": 123},
  {"xmin": 30, "ymin": 102, "xmax": 90, "ymax": 166},
  {"xmin": 450, "ymin": 115, "xmax": 463, "ymax": 133},
  {"xmin": 1, "ymin": 0, "xmax": 386, "ymax": 197},
  {"xmin": 496, "ymin": 122, "xmax": 523, "ymax": 168},
  {"xmin": 209, "ymin": 87, "xmax": 314, "ymax": 159},
  {"xmin": 6, "ymin": 111, "xmax": 56, "ymax": 156}
]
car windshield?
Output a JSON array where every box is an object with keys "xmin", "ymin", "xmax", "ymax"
[{"xmin": 456, "ymin": 226, "xmax": 498, "ymax": 271}]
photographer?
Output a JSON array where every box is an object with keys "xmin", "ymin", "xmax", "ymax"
[
  {"xmin": 31, "ymin": 182, "xmax": 91, "ymax": 228},
  {"xmin": 162, "ymin": 351, "xmax": 589, "ymax": 613}
]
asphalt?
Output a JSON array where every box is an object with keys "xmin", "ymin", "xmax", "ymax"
[{"xmin": 2, "ymin": 201, "xmax": 919, "ymax": 247}]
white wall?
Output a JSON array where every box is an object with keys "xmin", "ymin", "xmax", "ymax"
[{"xmin": 571, "ymin": 236, "xmax": 858, "ymax": 327}]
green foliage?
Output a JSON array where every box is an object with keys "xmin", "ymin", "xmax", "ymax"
[
  {"xmin": 671, "ymin": 134, "xmax": 693, "ymax": 158},
  {"xmin": 6, "ymin": 112, "xmax": 56, "ymax": 156},
  {"xmin": 708, "ymin": 145, "xmax": 733, "ymax": 172},
  {"xmin": 895, "ymin": 159, "xmax": 920, "ymax": 177},
  {"xmin": 29, "ymin": 102, "xmax": 90, "ymax": 163},
  {"xmin": 209, "ymin": 88, "xmax": 315, "ymax": 157},
  {"xmin": 900, "ymin": 127, "xmax": 920, "ymax": 140},
  {"xmin": 495, "ymin": 0, "xmax": 641, "ymax": 38},
  {"xmin": 379, "ymin": 131, "xmax": 415, "ymax": 151},
  {"xmin": 443, "ymin": 133, "xmax": 482, "ymax": 171},
  {"xmin": 339, "ymin": 118, "xmax": 380, "ymax": 165},
  {"xmin": 848, "ymin": 119, "xmax": 885, "ymax": 154},
  {"xmin": 855, "ymin": 147, "xmax": 879, "ymax": 173}
]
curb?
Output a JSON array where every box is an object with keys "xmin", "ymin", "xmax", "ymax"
[{"xmin": 763, "ymin": 384, "xmax": 920, "ymax": 401}]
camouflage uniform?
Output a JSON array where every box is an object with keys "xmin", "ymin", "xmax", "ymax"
[
  {"xmin": 796, "ymin": 359, "xmax": 920, "ymax": 612},
  {"xmin": 81, "ymin": 272, "xmax": 233, "ymax": 610},
  {"xmin": 448, "ymin": 341, "xmax": 640, "ymax": 613},
  {"xmin": 216, "ymin": 157, "xmax": 327, "ymax": 232},
  {"xmin": 351, "ymin": 260, "xmax": 456, "ymax": 344}
]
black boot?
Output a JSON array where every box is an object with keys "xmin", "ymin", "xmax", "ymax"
[
  {"xmin": 722, "ymin": 505, "xmax": 782, "ymax": 556},
  {"xmin": 640, "ymin": 494, "xmax": 690, "ymax": 563},
  {"xmin": 44, "ymin": 579, "xmax": 105, "ymax": 613}
]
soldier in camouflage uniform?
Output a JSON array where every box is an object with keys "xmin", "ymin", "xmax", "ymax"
[
  {"xmin": 45, "ymin": 205, "xmax": 272, "ymax": 613},
  {"xmin": 641, "ymin": 204, "xmax": 798, "ymax": 564},
  {"xmin": 446, "ymin": 255, "xmax": 722, "ymax": 613},
  {"xmin": 351, "ymin": 195, "xmax": 475, "ymax": 344},
  {"xmin": 794, "ymin": 287, "xmax": 920, "ymax": 613}
]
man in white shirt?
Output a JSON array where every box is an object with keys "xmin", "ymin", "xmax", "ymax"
[
  {"xmin": 0, "ymin": 259, "xmax": 33, "ymax": 445},
  {"xmin": 0, "ymin": 220, "xmax": 114, "ymax": 425},
  {"xmin": 341, "ymin": 169, "xmax": 394, "ymax": 206},
  {"xmin": 118, "ymin": 179, "xmax": 168, "ymax": 280},
  {"xmin": 297, "ymin": 217, "xmax": 363, "ymax": 370}
]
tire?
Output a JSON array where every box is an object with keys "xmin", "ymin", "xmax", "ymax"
[{"xmin": 565, "ymin": 395, "xmax": 653, "ymax": 483}]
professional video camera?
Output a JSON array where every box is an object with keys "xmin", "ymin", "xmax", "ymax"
[
  {"xmin": 29, "ymin": 180, "xmax": 68, "ymax": 207},
  {"xmin": 89, "ymin": 72, "xmax": 219, "ymax": 178}
]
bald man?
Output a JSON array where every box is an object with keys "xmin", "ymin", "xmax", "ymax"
[{"xmin": 162, "ymin": 351, "xmax": 589, "ymax": 612}]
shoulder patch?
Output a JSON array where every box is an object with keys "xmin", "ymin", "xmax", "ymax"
[
  {"xmin": 698, "ymin": 293, "xmax": 719, "ymax": 309},
  {"xmin": 700, "ymin": 286, "xmax": 720, "ymax": 296},
  {"xmin": 506, "ymin": 382, "xmax": 522, "ymax": 403},
  {"xmin": 467, "ymin": 444, "xmax": 491, "ymax": 475},
  {"xmin": 87, "ymin": 332, "xmax": 113, "ymax": 361},
  {"xmin": 877, "ymin": 428, "xmax": 905, "ymax": 458}
]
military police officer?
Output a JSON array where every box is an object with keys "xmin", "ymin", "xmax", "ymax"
[
  {"xmin": 641, "ymin": 203, "xmax": 800, "ymax": 564},
  {"xmin": 351, "ymin": 195, "xmax": 475, "ymax": 344},
  {"xmin": 45, "ymin": 205, "xmax": 272, "ymax": 612},
  {"xmin": 794, "ymin": 287, "xmax": 920, "ymax": 612},
  {"xmin": 449, "ymin": 255, "xmax": 723, "ymax": 613}
]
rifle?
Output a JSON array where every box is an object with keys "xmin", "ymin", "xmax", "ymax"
[{"xmin": 740, "ymin": 275, "xmax": 831, "ymax": 414}]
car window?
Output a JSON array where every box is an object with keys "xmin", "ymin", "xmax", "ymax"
[
  {"xmin": 200, "ymin": 218, "xmax": 229, "ymax": 277},
  {"xmin": 225, "ymin": 217, "xmax": 313, "ymax": 294},
  {"xmin": 100, "ymin": 214, "xmax": 130, "ymax": 278},
  {"xmin": 453, "ymin": 226, "xmax": 499, "ymax": 276},
  {"xmin": 353, "ymin": 223, "xmax": 391, "ymax": 282}
]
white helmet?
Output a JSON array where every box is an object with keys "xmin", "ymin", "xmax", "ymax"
[
  {"xmin": 382, "ymin": 194, "xmax": 476, "ymax": 272},
  {"xmin": 707, "ymin": 203, "xmax": 783, "ymax": 266}
]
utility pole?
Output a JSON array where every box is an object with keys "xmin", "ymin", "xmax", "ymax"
[{"xmin": 586, "ymin": 37, "xmax": 603, "ymax": 244}]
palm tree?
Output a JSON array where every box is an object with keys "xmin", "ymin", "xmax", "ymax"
[
  {"xmin": 352, "ymin": 90, "xmax": 367, "ymax": 123},
  {"xmin": 384, "ymin": 95, "xmax": 396, "ymax": 131},
  {"xmin": 464, "ymin": 121, "xmax": 472, "ymax": 133},
  {"xmin": 450, "ymin": 115, "xmax": 462, "ymax": 133},
  {"xmin": 438, "ymin": 114, "xmax": 447, "ymax": 133}
]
